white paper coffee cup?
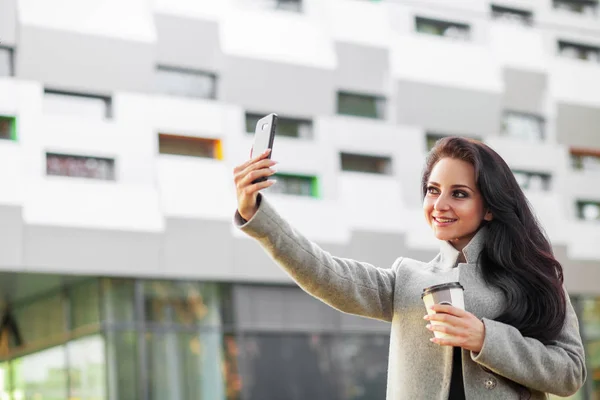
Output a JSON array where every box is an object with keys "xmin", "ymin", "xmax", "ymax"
[{"xmin": 421, "ymin": 282, "xmax": 465, "ymax": 339}]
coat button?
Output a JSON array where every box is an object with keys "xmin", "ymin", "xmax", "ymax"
[{"xmin": 484, "ymin": 377, "xmax": 497, "ymax": 390}]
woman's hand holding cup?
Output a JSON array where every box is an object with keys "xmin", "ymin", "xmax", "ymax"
[
  {"xmin": 424, "ymin": 304, "xmax": 485, "ymax": 353},
  {"xmin": 233, "ymin": 149, "xmax": 278, "ymax": 221}
]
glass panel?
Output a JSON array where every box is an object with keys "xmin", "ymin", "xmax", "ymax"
[
  {"xmin": 146, "ymin": 331, "xmax": 226, "ymax": 400},
  {"xmin": 268, "ymin": 174, "xmax": 315, "ymax": 197},
  {"xmin": 143, "ymin": 281, "xmax": 223, "ymax": 327},
  {"xmin": 67, "ymin": 335, "xmax": 106, "ymax": 400},
  {"xmin": 275, "ymin": 0, "xmax": 302, "ymax": 12},
  {"xmin": 102, "ymin": 279, "xmax": 136, "ymax": 324},
  {"xmin": 12, "ymin": 346, "xmax": 68, "ymax": 400},
  {"xmin": 158, "ymin": 134, "xmax": 218, "ymax": 158},
  {"xmin": 0, "ymin": 48, "xmax": 12, "ymax": 77},
  {"xmin": 106, "ymin": 331, "xmax": 138, "ymax": 400},
  {"xmin": 337, "ymin": 93, "xmax": 384, "ymax": 119},
  {"xmin": 43, "ymin": 91, "xmax": 110, "ymax": 120},
  {"xmin": 14, "ymin": 293, "xmax": 65, "ymax": 346},
  {"xmin": 277, "ymin": 118, "xmax": 312, "ymax": 139},
  {"xmin": 0, "ymin": 117, "xmax": 13, "ymax": 140},
  {"xmin": 578, "ymin": 202, "xmax": 600, "ymax": 221},
  {"xmin": 245, "ymin": 114, "xmax": 262, "ymax": 134},
  {"xmin": 46, "ymin": 153, "xmax": 116, "ymax": 181},
  {"xmin": 0, "ymin": 362, "xmax": 9, "ymax": 400},
  {"xmin": 238, "ymin": 334, "xmax": 338, "ymax": 400},
  {"xmin": 559, "ymin": 41, "xmax": 600, "ymax": 62},
  {"xmin": 155, "ymin": 66, "xmax": 216, "ymax": 99},
  {"xmin": 415, "ymin": 17, "xmax": 470, "ymax": 40},
  {"xmin": 340, "ymin": 153, "xmax": 392, "ymax": 175},
  {"xmin": 501, "ymin": 112, "xmax": 544, "ymax": 141},
  {"xmin": 582, "ymin": 297, "xmax": 600, "ymax": 340},
  {"xmin": 332, "ymin": 335, "xmax": 389, "ymax": 400},
  {"xmin": 554, "ymin": 0, "xmax": 598, "ymax": 15},
  {"xmin": 587, "ymin": 340, "xmax": 600, "ymax": 400},
  {"xmin": 491, "ymin": 5, "xmax": 533, "ymax": 26},
  {"xmin": 71, "ymin": 280, "xmax": 101, "ymax": 330}
]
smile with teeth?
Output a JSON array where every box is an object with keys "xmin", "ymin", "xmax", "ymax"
[{"xmin": 434, "ymin": 217, "xmax": 457, "ymax": 224}]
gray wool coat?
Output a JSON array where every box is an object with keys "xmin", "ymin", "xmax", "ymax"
[{"xmin": 234, "ymin": 195, "xmax": 587, "ymax": 400}]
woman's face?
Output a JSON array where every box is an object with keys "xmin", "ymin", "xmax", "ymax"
[{"xmin": 423, "ymin": 157, "xmax": 492, "ymax": 252}]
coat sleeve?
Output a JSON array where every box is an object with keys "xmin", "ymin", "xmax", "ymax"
[
  {"xmin": 470, "ymin": 289, "xmax": 587, "ymax": 397},
  {"xmin": 234, "ymin": 195, "xmax": 398, "ymax": 322}
]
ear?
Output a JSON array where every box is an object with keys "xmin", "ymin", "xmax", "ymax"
[{"xmin": 483, "ymin": 210, "xmax": 493, "ymax": 221}]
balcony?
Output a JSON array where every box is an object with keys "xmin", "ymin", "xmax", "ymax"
[
  {"xmin": 16, "ymin": 0, "xmax": 156, "ymax": 93},
  {"xmin": 551, "ymin": 40, "xmax": 600, "ymax": 148},
  {"xmin": 153, "ymin": 0, "xmax": 225, "ymax": 72},
  {"xmin": 219, "ymin": 7, "xmax": 336, "ymax": 116},
  {"xmin": 391, "ymin": 32, "xmax": 503, "ymax": 137}
]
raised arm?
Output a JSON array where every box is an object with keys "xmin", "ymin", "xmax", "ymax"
[
  {"xmin": 232, "ymin": 149, "xmax": 397, "ymax": 322},
  {"xmin": 470, "ymin": 290, "xmax": 586, "ymax": 397},
  {"xmin": 234, "ymin": 195, "xmax": 398, "ymax": 322}
]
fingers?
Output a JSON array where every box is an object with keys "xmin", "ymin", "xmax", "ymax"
[
  {"xmin": 428, "ymin": 304, "xmax": 467, "ymax": 317},
  {"xmin": 238, "ymin": 166, "xmax": 277, "ymax": 189},
  {"xmin": 426, "ymin": 323, "xmax": 461, "ymax": 337},
  {"xmin": 234, "ymin": 148, "xmax": 271, "ymax": 175},
  {"xmin": 424, "ymin": 312, "xmax": 464, "ymax": 327},
  {"xmin": 241, "ymin": 178, "xmax": 276, "ymax": 197},
  {"xmin": 234, "ymin": 158, "xmax": 277, "ymax": 187}
]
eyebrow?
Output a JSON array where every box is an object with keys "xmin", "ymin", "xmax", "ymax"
[{"xmin": 428, "ymin": 181, "xmax": 475, "ymax": 192}]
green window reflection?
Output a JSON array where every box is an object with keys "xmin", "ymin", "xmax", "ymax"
[
  {"xmin": 106, "ymin": 331, "xmax": 138, "ymax": 400},
  {"xmin": 71, "ymin": 280, "xmax": 101, "ymax": 330},
  {"xmin": 102, "ymin": 279, "xmax": 136, "ymax": 324},
  {"xmin": 12, "ymin": 346, "xmax": 67, "ymax": 400},
  {"xmin": 14, "ymin": 293, "xmax": 65, "ymax": 346},
  {"xmin": 67, "ymin": 335, "xmax": 106, "ymax": 400}
]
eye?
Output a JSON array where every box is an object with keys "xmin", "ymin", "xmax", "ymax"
[
  {"xmin": 426, "ymin": 186, "xmax": 439, "ymax": 195},
  {"xmin": 453, "ymin": 190, "xmax": 468, "ymax": 198}
]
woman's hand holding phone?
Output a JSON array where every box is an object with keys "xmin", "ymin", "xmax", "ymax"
[{"xmin": 233, "ymin": 149, "xmax": 277, "ymax": 221}]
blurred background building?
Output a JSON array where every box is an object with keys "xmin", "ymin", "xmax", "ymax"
[{"xmin": 0, "ymin": 0, "xmax": 599, "ymax": 399}]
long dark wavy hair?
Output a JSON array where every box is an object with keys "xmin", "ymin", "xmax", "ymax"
[{"xmin": 422, "ymin": 136, "xmax": 566, "ymax": 343}]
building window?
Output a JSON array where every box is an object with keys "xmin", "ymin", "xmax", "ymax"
[
  {"xmin": 553, "ymin": 0, "xmax": 598, "ymax": 16},
  {"xmin": 0, "ymin": 116, "xmax": 16, "ymax": 141},
  {"xmin": 267, "ymin": 173, "xmax": 318, "ymax": 197},
  {"xmin": 245, "ymin": 113, "xmax": 313, "ymax": 139},
  {"xmin": 155, "ymin": 65, "xmax": 217, "ymax": 100},
  {"xmin": 571, "ymin": 148, "xmax": 600, "ymax": 171},
  {"xmin": 240, "ymin": 0, "xmax": 302, "ymax": 12},
  {"xmin": 491, "ymin": 5, "xmax": 533, "ymax": 26},
  {"xmin": 558, "ymin": 41, "xmax": 600, "ymax": 63},
  {"xmin": 512, "ymin": 170, "xmax": 552, "ymax": 191},
  {"xmin": 501, "ymin": 111, "xmax": 544, "ymax": 142},
  {"xmin": 46, "ymin": 153, "xmax": 116, "ymax": 181},
  {"xmin": 0, "ymin": 46, "xmax": 14, "ymax": 77},
  {"xmin": 43, "ymin": 89, "xmax": 113, "ymax": 120},
  {"xmin": 158, "ymin": 134, "xmax": 223, "ymax": 159},
  {"xmin": 337, "ymin": 92, "xmax": 385, "ymax": 119},
  {"xmin": 577, "ymin": 200, "xmax": 600, "ymax": 221},
  {"xmin": 340, "ymin": 153, "xmax": 392, "ymax": 175},
  {"xmin": 415, "ymin": 17, "xmax": 470, "ymax": 41}
]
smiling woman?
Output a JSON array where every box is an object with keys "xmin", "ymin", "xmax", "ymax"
[{"xmin": 232, "ymin": 136, "xmax": 586, "ymax": 400}]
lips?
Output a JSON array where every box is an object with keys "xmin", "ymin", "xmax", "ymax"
[{"xmin": 433, "ymin": 217, "xmax": 457, "ymax": 224}]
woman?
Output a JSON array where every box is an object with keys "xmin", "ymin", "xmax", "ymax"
[{"xmin": 232, "ymin": 137, "xmax": 586, "ymax": 399}]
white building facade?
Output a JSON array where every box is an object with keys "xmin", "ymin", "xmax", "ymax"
[{"xmin": 0, "ymin": 0, "xmax": 599, "ymax": 399}]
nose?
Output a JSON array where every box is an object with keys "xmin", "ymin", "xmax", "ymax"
[{"xmin": 434, "ymin": 194, "xmax": 450, "ymax": 211}]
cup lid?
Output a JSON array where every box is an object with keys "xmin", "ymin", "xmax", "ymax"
[{"xmin": 421, "ymin": 282, "xmax": 464, "ymax": 299}]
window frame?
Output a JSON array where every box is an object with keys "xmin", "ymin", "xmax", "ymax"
[
  {"xmin": 336, "ymin": 91, "xmax": 386, "ymax": 120},
  {"xmin": 558, "ymin": 40, "xmax": 600, "ymax": 62},
  {"xmin": 576, "ymin": 200, "xmax": 600, "ymax": 221},
  {"xmin": 0, "ymin": 115, "xmax": 17, "ymax": 141},
  {"xmin": 158, "ymin": 133, "xmax": 223, "ymax": 160},
  {"xmin": 415, "ymin": 16, "xmax": 471, "ymax": 40},
  {"xmin": 501, "ymin": 110, "xmax": 545, "ymax": 142},
  {"xmin": 0, "ymin": 45, "xmax": 15, "ymax": 77},
  {"xmin": 511, "ymin": 170, "xmax": 552, "ymax": 191},
  {"xmin": 268, "ymin": 173, "xmax": 319, "ymax": 198},
  {"xmin": 339, "ymin": 152, "xmax": 393, "ymax": 175},
  {"xmin": 43, "ymin": 88, "xmax": 113, "ymax": 119},
  {"xmin": 155, "ymin": 65, "xmax": 218, "ymax": 100},
  {"xmin": 570, "ymin": 147, "xmax": 600, "ymax": 171},
  {"xmin": 46, "ymin": 152, "xmax": 117, "ymax": 181},
  {"xmin": 490, "ymin": 4, "xmax": 534, "ymax": 26},
  {"xmin": 553, "ymin": 0, "xmax": 599, "ymax": 15}
]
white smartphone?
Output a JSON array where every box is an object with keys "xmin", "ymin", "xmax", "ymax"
[{"xmin": 251, "ymin": 113, "xmax": 278, "ymax": 183}]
